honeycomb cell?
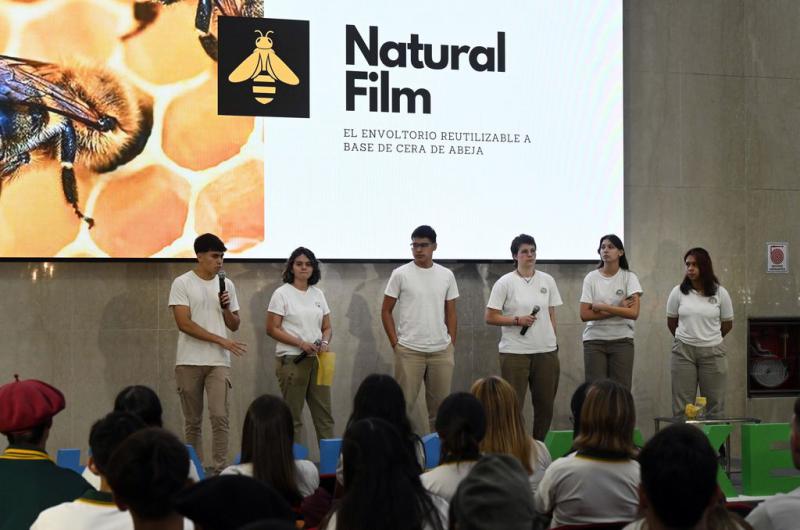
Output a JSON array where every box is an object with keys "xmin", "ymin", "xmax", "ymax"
[
  {"xmin": 0, "ymin": 160, "xmax": 87, "ymax": 257},
  {"xmin": 0, "ymin": 9, "xmax": 9, "ymax": 51},
  {"xmin": 123, "ymin": 0, "xmax": 213, "ymax": 85},
  {"xmin": 194, "ymin": 159, "xmax": 264, "ymax": 251},
  {"xmin": 21, "ymin": 1, "xmax": 119, "ymax": 63},
  {"xmin": 163, "ymin": 75, "xmax": 254, "ymax": 170},
  {"xmin": 91, "ymin": 165, "xmax": 191, "ymax": 257}
]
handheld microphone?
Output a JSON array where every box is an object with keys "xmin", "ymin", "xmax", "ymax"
[
  {"xmin": 218, "ymin": 271, "xmax": 228, "ymax": 308},
  {"xmin": 294, "ymin": 339, "xmax": 321, "ymax": 364},
  {"xmin": 520, "ymin": 305, "xmax": 540, "ymax": 336}
]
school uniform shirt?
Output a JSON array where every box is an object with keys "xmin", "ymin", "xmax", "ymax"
[
  {"xmin": 580, "ymin": 269, "xmax": 643, "ymax": 341},
  {"xmin": 745, "ymin": 486, "xmax": 800, "ymax": 530},
  {"xmin": 422, "ymin": 461, "xmax": 478, "ymax": 502},
  {"xmin": 267, "ymin": 284, "xmax": 330, "ymax": 357},
  {"xmin": 528, "ymin": 440, "xmax": 553, "ymax": 496},
  {"xmin": 534, "ymin": 451, "xmax": 640, "ymax": 528},
  {"xmin": 0, "ymin": 445, "xmax": 93, "ymax": 530},
  {"xmin": 487, "ymin": 271, "xmax": 563, "ymax": 354},
  {"xmin": 168, "ymin": 271, "xmax": 240, "ymax": 367},
  {"xmin": 82, "ymin": 459, "xmax": 201, "ymax": 490},
  {"xmin": 666, "ymin": 285, "xmax": 734, "ymax": 347},
  {"xmin": 385, "ymin": 262, "xmax": 459, "ymax": 352},
  {"xmin": 220, "ymin": 460, "xmax": 320, "ymax": 497},
  {"xmin": 31, "ymin": 489, "xmax": 133, "ymax": 530}
]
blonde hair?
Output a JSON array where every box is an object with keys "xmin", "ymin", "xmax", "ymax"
[
  {"xmin": 572, "ymin": 379, "xmax": 636, "ymax": 457},
  {"xmin": 470, "ymin": 376, "xmax": 534, "ymax": 474}
]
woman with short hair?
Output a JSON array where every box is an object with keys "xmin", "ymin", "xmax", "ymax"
[{"xmin": 534, "ymin": 379, "xmax": 639, "ymax": 527}]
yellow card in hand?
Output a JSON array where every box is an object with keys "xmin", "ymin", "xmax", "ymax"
[{"xmin": 316, "ymin": 352, "xmax": 336, "ymax": 386}]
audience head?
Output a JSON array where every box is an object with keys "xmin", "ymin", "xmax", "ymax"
[
  {"xmin": 570, "ymin": 381, "xmax": 592, "ymax": 439},
  {"xmin": 88, "ymin": 411, "xmax": 146, "ymax": 477},
  {"xmin": 680, "ymin": 247, "xmax": 719, "ymax": 296},
  {"xmin": 113, "ymin": 385, "xmax": 163, "ymax": 427},
  {"xmin": 573, "ymin": 379, "xmax": 636, "ymax": 457},
  {"xmin": 792, "ymin": 397, "xmax": 800, "ymax": 469},
  {"xmin": 105, "ymin": 427, "xmax": 190, "ymax": 521},
  {"xmin": 0, "ymin": 375, "xmax": 65, "ymax": 447},
  {"xmin": 173, "ymin": 475, "xmax": 294, "ymax": 530},
  {"xmin": 241, "ymin": 395, "xmax": 301, "ymax": 505},
  {"xmin": 435, "ymin": 392, "xmax": 486, "ymax": 464},
  {"xmin": 338, "ymin": 418, "xmax": 444, "ymax": 530},
  {"xmin": 449, "ymin": 454, "xmax": 535, "ymax": 530},
  {"xmin": 470, "ymin": 376, "xmax": 533, "ymax": 474},
  {"xmin": 638, "ymin": 424, "xmax": 719, "ymax": 529}
]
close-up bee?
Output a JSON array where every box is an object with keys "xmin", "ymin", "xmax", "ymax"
[
  {"xmin": 228, "ymin": 30, "xmax": 300, "ymax": 104},
  {"xmin": 0, "ymin": 55, "xmax": 154, "ymax": 228},
  {"xmin": 123, "ymin": 0, "xmax": 264, "ymax": 61}
]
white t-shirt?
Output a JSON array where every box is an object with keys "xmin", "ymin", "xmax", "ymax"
[
  {"xmin": 487, "ymin": 271, "xmax": 562, "ymax": 354},
  {"xmin": 385, "ymin": 262, "xmax": 459, "ymax": 352},
  {"xmin": 746, "ymin": 486, "xmax": 800, "ymax": 530},
  {"xmin": 421, "ymin": 460, "xmax": 478, "ymax": 502},
  {"xmin": 220, "ymin": 460, "xmax": 320, "ymax": 497},
  {"xmin": 666, "ymin": 285, "xmax": 734, "ymax": 347},
  {"xmin": 168, "ymin": 270, "xmax": 240, "ymax": 367},
  {"xmin": 580, "ymin": 269, "xmax": 643, "ymax": 341},
  {"xmin": 31, "ymin": 490, "xmax": 195, "ymax": 530},
  {"xmin": 528, "ymin": 440, "xmax": 553, "ymax": 496},
  {"xmin": 534, "ymin": 452, "xmax": 640, "ymax": 528},
  {"xmin": 325, "ymin": 493, "xmax": 448, "ymax": 530},
  {"xmin": 267, "ymin": 284, "xmax": 330, "ymax": 356}
]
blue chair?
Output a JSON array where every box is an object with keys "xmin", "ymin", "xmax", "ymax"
[
  {"xmin": 293, "ymin": 443, "xmax": 309, "ymax": 460},
  {"xmin": 319, "ymin": 438, "xmax": 342, "ymax": 475},
  {"xmin": 185, "ymin": 444, "xmax": 205, "ymax": 480},
  {"xmin": 422, "ymin": 433, "xmax": 440, "ymax": 469},
  {"xmin": 56, "ymin": 448, "xmax": 83, "ymax": 474}
]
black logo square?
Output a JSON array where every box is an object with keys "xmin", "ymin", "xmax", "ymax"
[{"xmin": 218, "ymin": 17, "xmax": 309, "ymax": 118}]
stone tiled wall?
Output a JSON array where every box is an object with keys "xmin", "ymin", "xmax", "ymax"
[{"xmin": 2, "ymin": 0, "xmax": 800, "ymax": 462}]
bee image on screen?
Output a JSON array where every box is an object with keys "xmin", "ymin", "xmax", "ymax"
[
  {"xmin": 0, "ymin": 55, "xmax": 153, "ymax": 228},
  {"xmin": 228, "ymin": 30, "xmax": 300, "ymax": 105},
  {"xmin": 122, "ymin": 0, "xmax": 264, "ymax": 62}
]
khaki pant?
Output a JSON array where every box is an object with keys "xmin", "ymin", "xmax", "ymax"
[
  {"xmin": 500, "ymin": 350, "xmax": 559, "ymax": 441},
  {"xmin": 175, "ymin": 365, "xmax": 230, "ymax": 474},
  {"xmin": 394, "ymin": 343, "xmax": 455, "ymax": 434},
  {"xmin": 583, "ymin": 338, "xmax": 635, "ymax": 390},
  {"xmin": 671, "ymin": 338, "xmax": 727, "ymax": 417},
  {"xmin": 275, "ymin": 355, "xmax": 335, "ymax": 444}
]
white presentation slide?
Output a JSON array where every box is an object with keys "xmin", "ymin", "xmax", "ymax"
[{"xmin": 260, "ymin": 0, "xmax": 623, "ymax": 260}]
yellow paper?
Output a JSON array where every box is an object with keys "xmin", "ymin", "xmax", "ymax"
[{"xmin": 316, "ymin": 352, "xmax": 336, "ymax": 386}]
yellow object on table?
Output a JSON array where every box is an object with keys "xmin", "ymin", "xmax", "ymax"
[
  {"xmin": 685, "ymin": 404, "xmax": 701, "ymax": 419},
  {"xmin": 316, "ymin": 352, "xmax": 336, "ymax": 386}
]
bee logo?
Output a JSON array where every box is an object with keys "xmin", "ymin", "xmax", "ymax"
[
  {"xmin": 616, "ymin": 289, "xmax": 624, "ymax": 296},
  {"xmin": 228, "ymin": 30, "xmax": 300, "ymax": 105}
]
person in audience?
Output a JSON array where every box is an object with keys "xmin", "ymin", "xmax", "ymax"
[
  {"xmin": 267, "ymin": 246, "xmax": 335, "ymax": 445},
  {"xmin": 83, "ymin": 385, "xmax": 201, "ymax": 489},
  {"xmin": 667, "ymin": 247, "xmax": 734, "ymax": 417},
  {"xmin": 105, "ymin": 427, "xmax": 193, "ymax": 530},
  {"xmin": 221, "ymin": 395, "xmax": 318, "ymax": 505},
  {"xmin": 0, "ymin": 375, "xmax": 92, "ymax": 530},
  {"xmin": 569, "ymin": 381, "xmax": 591, "ymax": 442},
  {"xmin": 337, "ymin": 373, "xmax": 425, "ymax": 487},
  {"xmin": 535, "ymin": 379, "xmax": 639, "ymax": 527},
  {"xmin": 580, "ymin": 234, "xmax": 643, "ymax": 390},
  {"xmin": 421, "ymin": 392, "xmax": 486, "ymax": 502},
  {"xmin": 32, "ymin": 411, "xmax": 146, "ymax": 529},
  {"xmin": 174, "ymin": 475, "xmax": 296, "ymax": 530},
  {"xmin": 470, "ymin": 375, "xmax": 551, "ymax": 495},
  {"xmin": 628, "ymin": 423, "xmax": 750, "ymax": 530},
  {"xmin": 746, "ymin": 397, "xmax": 800, "ymax": 530},
  {"xmin": 324, "ymin": 418, "xmax": 447, "ymax": 530},
  {"xmin": 448, "ymin": 454, "xmax": 536, "ymax": 530},
  {"xmin": 485, "ymin": 233, "xmax": 563, "ymax": 440}
]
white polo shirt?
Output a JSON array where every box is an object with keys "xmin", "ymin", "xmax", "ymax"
[
  {"xmin": 666, "ymin": 285, "xmax": 734, "ymax": 347},
  {"xmin": 580, "ymin": 269, "xmax": 643, "ymax": 341},
  {"xmin": 267, "ymin": 284, "xmax": 330, "ymax": 356}
]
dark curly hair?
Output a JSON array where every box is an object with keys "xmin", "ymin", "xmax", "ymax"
[{"xmin": 281, "ymin": 247, "xmax": 321, "ymax": 286}]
